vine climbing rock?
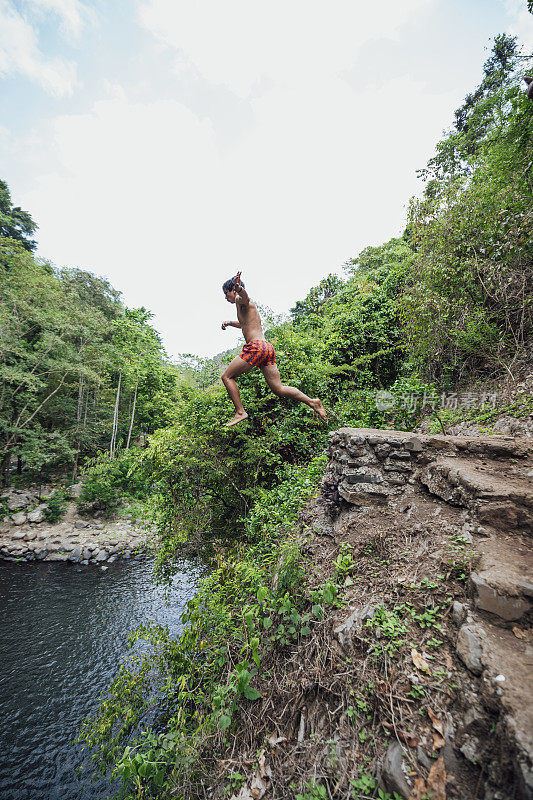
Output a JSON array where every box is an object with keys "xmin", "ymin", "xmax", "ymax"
[{"xmin": 325, "ymin": 428, "xmax": 532, "ymax": 799}]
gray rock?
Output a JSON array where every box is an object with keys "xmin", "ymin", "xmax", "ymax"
[
  {"xmin": 11, "ymin": 528, "xmax": 27, "ymax": 539},
  {"xmin": 345, "ymin": 469, "xmax": 383, "ymax": 484},
  {"xmin": 27, "ymin": 504, "xmax": 47, "ymax": 524},
  {"xmin": 333, "ymin": 603, "xmax": 375, "ymax": 650},
  {"xmin": 460, "ymin": 735, "xmax": 481, "ymax": 763},
  {"xmin": 416, "ymin": 746, "xmax": 431, "ymax": 770},
  {"xmin": 456, "ymin": 625, "xmax": 483, "ymax": 674},
  {"xmin": 68, "ymin": 545, "xmax": 83, "ymax": 562},
  {"xmin": 452, "ymin": 601, "xmax": 466, "ymax": 626},
  {"xmin": 81, "ymin": 559, "xmax": 89, "ymax": 565},
  {"xmin": 75, "ymin": 520, "xmax": 89, "ymax": 529},
  {"xmin": 95, "ymin": 550, "xmax": 109, "ymax": 562},
  {"xmin": 11, "ymin": 512, "xmax": 27, "ymax": 525},
  {"xmin": 516, "ymin": 580, "xmax": 533, "ymax": 598},
  {"xmin": 107, "ymin": 555, "xmax": 117, "ymax": 563},
  {"xmin": 470, "ymin": 573, "xmax": 531, "ymax": 621},
  {"xmin": 82, "ymin": 548, "xmax": 92, "ymax": 560},
  {"xmin": 7, "ymin": 495, "xmax": 32, "ymax": 511},
  {"xmin": 381, "ymin": 741, "xmax": 411, "ymax": 799},
  {"xmin": 123, "ymin": 550, "xmax": 131, "ymax": 559},
  {"xmin": 24, "ymin": 530, "xmax": 37, "ymax": 541},
  {"xmin": 404, "ymin": 436, "xmax": 423, "ymax": 452},
  {"xmin": 67, "ymin": 482, "xmax": 84, "ymax": 498}
]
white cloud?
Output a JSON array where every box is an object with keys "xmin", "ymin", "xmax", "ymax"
[
  {"xmin": 505, "ymin": 0, "xmax": 533, "ymax": 56},
  {"xmin": 0, "ymin": 0, "xmax": 77, "ymax": 95},
  {"xmin": 26, "ymin": 0, "xmax": 96, "ymax": 38},
  {"xmin": 24, "ymin": 63, "xmax": 458, "ymax": 357},
  {"xmin": 138, "ymin": 0, "xmax": 435, "ymax": 97}
]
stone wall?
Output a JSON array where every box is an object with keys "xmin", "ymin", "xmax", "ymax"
[{"xmin": 326, "ymin": 428, "xmax": 532, "ymax": 532}]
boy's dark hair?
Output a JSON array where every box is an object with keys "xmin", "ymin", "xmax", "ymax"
[{"xmin": 222, "ymin": 276, "xmax": 245, "ymax": 294}]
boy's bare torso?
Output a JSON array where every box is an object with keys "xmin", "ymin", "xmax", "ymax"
[{"xmin": 236, "ymin": 300, "xmax": 264, "ymax": 343}]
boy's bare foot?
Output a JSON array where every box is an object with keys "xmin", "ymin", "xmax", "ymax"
[
  {"xmin": 225, "ymin": 410, "xmax": 248, "ymax": 427},
  {"xmin": 310, "ymin": 399, "xmax": 327, "ymax": 422}
]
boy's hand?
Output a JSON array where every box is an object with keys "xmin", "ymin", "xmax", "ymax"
[
  {"xmin": 221, "ymin": 321, "xmax": 229, "ymax": 330},
  {"xmin": 234, "ymin": 270, "xmax": 242, "ymax": 291}
]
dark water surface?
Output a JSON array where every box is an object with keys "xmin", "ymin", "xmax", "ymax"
[{"xmin": 0, "ymin": 555, "xmax": 202, "ymax": 800}]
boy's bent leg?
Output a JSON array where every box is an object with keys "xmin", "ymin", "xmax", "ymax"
[
  {"xmin": 261, "ymin": 364, "xmax": 327, "ymax": 421},
  {"xmin": 221, "ymin": 356, "xmax": 255, "ymax": 426}
]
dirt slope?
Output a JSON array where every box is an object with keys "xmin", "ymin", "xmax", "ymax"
[{"xmin": 216, "ymin": 429, "xmax": 532, "ymax": 800}]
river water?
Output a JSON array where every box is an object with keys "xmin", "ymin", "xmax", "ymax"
[{"xmin": 0, "ymin": 554, "xmax": 203, "ymax": 800}]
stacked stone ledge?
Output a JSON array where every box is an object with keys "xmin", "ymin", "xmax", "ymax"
[
  {"xmin": 325, "ymin": 428, "xmax": 533, "ymax": 533},
  {"xmin": 0, "ymin": 484, "xmax": 153, "ymax": 565}
]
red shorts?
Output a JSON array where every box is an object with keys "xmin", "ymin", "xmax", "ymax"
[{"xmin": 239, "ymin": 339, "xmax": 276, "ymax": 367}]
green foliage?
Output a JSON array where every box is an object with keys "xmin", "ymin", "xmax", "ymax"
[
  {"xmin": 0, "ymin": 180, "xmax": 37, "ymax": 251},
  {"xmin": 403, "ymin": 41, "xmax": 533, "ymax": 380},
  {"xmin": 365, "ymin": 605, "xmax": 409, "ymax": 657},
  {"xmin": 79, "ymin": 449, "xmax": 150, "ymax": 515},
  {"xmin": 79, "ymin": 455, "xmax": 327, "ymax": 795},
  {"xmin": 0, "ymin": 204, "xmax": 184, "ymax": 486},
  {"xmin": 296, "ymin": 781, "xmax": 328, "ymax": 800},
  {"xmin": 43, "ymin": 489, "xmax": 68, "ymax": 523}
]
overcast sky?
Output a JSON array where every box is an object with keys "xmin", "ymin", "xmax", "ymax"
[{"xmin": 1, "ymin": 0, "xmax": 532, "ymax": 358}]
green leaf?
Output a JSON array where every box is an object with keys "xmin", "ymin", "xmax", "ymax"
[
  {"xmin": 243, "ymin": 686, "xmax": 261, "ymax": 700},
  {"xmin": 219, "ymin": 713, "xmax": 232, "ymax": 730}
]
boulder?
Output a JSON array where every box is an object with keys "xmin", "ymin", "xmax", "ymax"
[
  {"xmin": 68, "ymin": 482, "xmax": 84, "ymax": 498},
  {"xmin": 380, "ymin": 741, "xmax": 411, "ymax": 799},
  {"xmin": 75, "ymin": 520, "xmax": 89, "ymax": 529},
  {"xmin": 452, "ymin": 601, "xmax": 466, "ymax": 626},
  {"xmin": 95, "ymin": 550, "xmax": 109, "ymax": 561},
  {"xmin": 7, "ymin": 494, "xmax": 32, "ymax": 511},
  {"xmin": 44, "ymin": 552, "xmax": 68, "ymax": 562},
  {"xmin": 27, "ymin": 504, "xmax": 47, "ymax": 524},
  {"xmin": 333, "ymin": 604, "xmax": 375, "ymax": 650},
  {"xmin": 470, "ymin": 573, "xmax": 531, "ymax": 621},
  {"xmin": 11, "ymin": 512, "xmax": 27, "ymax": 525},
  {"xmin": 456, "ymin": 624, "xmax": 483, "ymax": 675},
  {"xmin": 68, "ymin": 545, "xmax": 83, "ymax": 563}
]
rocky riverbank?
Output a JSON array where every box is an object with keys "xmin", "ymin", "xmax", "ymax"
[{"xmin": 0, "ymin": 484, "xmax": 154, "ymax": 566}]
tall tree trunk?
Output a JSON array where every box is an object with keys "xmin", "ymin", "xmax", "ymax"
[
  {"xmin": 126, "ymin": 380, "xmax": 138, "ymax": 451},
  {"xmin": 76, "ymin": 375, "xmax": 85, "ymax": 422},
  {"xmin": 0, "ymin": 452, "xmax": 11, "ymax": 487},
  {"xmin": 83, "ymin": 389, "xmax": 89, "ymax": 427},
  {"xmin": 110, "ymin": 371, "xmax": 122, "ymax": 456},
  {"xmin": 73, "ymin": 374, "xmax": 85, "ymax": 480}
]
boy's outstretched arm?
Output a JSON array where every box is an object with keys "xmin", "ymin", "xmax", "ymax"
[
  {"xmin": 234, "ymin": 271, "xmax": 249, "ymax": 306},
  {"xmin": 222, "ymin": 321, "xmax": 242, "ymax": 330}
]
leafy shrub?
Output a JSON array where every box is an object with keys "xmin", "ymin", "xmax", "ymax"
[
  {"xmin": 78, "ymin": 449, "xmax": 150, "ymax": 515},
  {"xmin": 43, "ymin": 489, "xmax": 67, "ymax": 523}
]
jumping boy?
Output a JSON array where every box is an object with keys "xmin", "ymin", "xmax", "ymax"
[{"xmin": 221, "ymin": 272, "xmax": 327, "ymax": 427}]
